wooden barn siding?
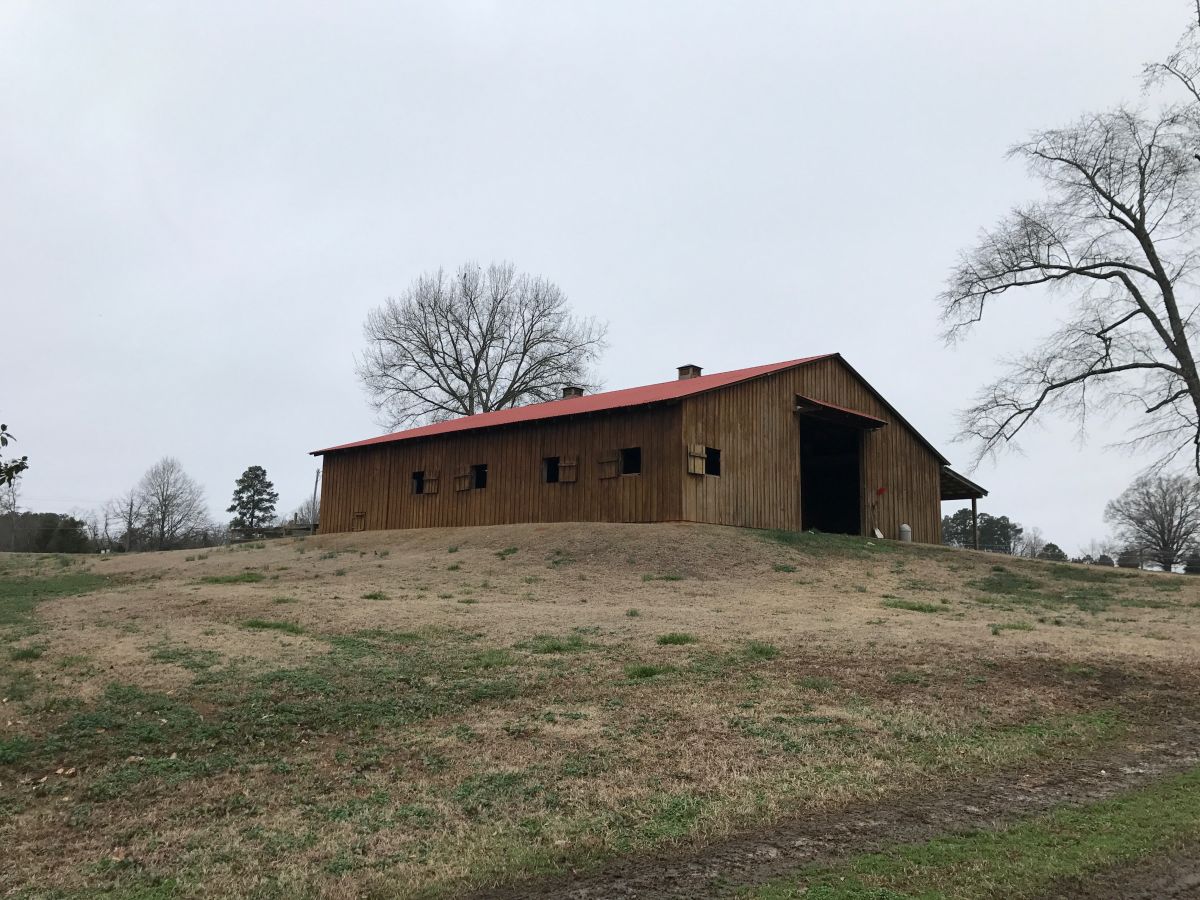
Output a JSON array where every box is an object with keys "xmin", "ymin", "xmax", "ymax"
[
  {"xmin": 680, "ymin": 358, "xmax": 943, "ymax": 542},
  {"xmin": 318, "ymin": 405, "xmax": 683, "ymax": 533},
  {"xmin": 678, "ymin": 374, "xmax": 800, "ymax": 530}
]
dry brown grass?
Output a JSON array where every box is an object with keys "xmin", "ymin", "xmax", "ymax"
[{"xmin": 1, "ymin": 524, "xmax": 1198, "ymax": 898}]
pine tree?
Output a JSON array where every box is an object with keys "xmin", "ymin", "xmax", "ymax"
[
  {"xmin": 1036, "ymin": 542, "xmax": 1068, "ymax": 562},
  {"xmin": 227, "ymin": 466, "xmax": 279, "ymax": 531}
]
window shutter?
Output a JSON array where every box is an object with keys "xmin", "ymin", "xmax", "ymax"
[
  {"xmin": 425, "ymin": 471, "xmax": 440, "ymax": 494},
  {"xmin": 598, "ymin": 451, "xmax": 619, "ymax": 479},
  {"xmin": 687, "ymin": 444, "xmax": 706, "ymax": 476},
  {"xmin": 454, "ymin": 470, "xmax": 472, "ymax": 492},
  {"xmin": 559, "ymin": 457, "xmax": 578, "ymax": 483}
]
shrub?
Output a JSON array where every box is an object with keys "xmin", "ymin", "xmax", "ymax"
[
  {"xmin": 1117, "ymin": 549, "xmax": 1142, "ymax": 569},
  {"xmin": 1185, "ymin": 552, "xmax": 1200, "ymax": 575}
]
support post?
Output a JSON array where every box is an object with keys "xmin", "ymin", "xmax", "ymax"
[
  {"xmin": 971, "ymin": 497, "xmax": 979, "ymax": 551},
  {"xmin": 310, "ymin": 468, "xmax": 321, "ymax": 536}
]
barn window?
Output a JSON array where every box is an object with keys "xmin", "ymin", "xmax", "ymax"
[
  {"xmin": 412, "ymin": 470, "xmax": 425, "ymax": 494},
  {"xmin": 471, "ymin": 463, "xmax": 488, "ymax": 489},
  {"xmin": 687, "ymin": 444, "xmax": 721, "ymax": 476},
  {"xmin": 352, "ymin": 511, "xmax": 366, "ymax": 532},
  {"xmin": 543, "ymin": 456, "xmax": 560, "ymax": 483},
  {"xmin": 619, "ymin": 447, "xmax": 641, "ymax": 475},
  {"xmin": 705, "ymin": 447, "xmax": 721, "ymax": 476}
]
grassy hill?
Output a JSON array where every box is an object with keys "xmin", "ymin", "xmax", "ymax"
[{"xmin": 2, "ymin": 523, "xmax": 1199, "ymax": 898}]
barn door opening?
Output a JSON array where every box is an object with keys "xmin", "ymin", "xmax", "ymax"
[{"xmin": 799, "ymin": 418, "xmax": 862, "ymax": 535}]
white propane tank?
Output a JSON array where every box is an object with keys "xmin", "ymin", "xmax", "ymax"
[{"xmin": 899, "ymin": 524, "xmax": 912, "ymax": 543}]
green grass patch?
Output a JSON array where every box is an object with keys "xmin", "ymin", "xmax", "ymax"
[
  {"xmin": 744, "ymin": 640, "xmax": 780, "ymax": 661},
  {"xmin": 9, "ymin": 645, "xmax": 46, "ymax": 661},
  {"xmin": 971, "ymin": 566, "xmax": 1041, "ymax": 596},
  {"xmin": 1045, "ymin": 564, "xmax": 1122, "ymax": 584},
  {"xmin": 197, "ymin": 572, "xmax": 266, "ymax": 585},
  {"xmin": 361, "ymin": 591, "xmax": 389, "ymax": 601},
  {"xmin": 881, "ymin": 598, "xmax": 944, "ymax": 614},
  {"xmin": 241, "ymin": 619, "xmax": 305, "ymax": 635},
  {"xmin": 0, "ymin": 735, "xmax": 34, "ymax": 765},
  {"xmin": 969, "ymin": 565, "xmax": 1161, "ymax": 614},
  {"xmin": 1149, "ymin": 579, "xmax": 1183, "ymax": 592},
  {"xmin": 887, "ymin": 670, "xmax": 927, "ymax": 685},
  {"xmin": 626, "ymin": 608, "xmax": 640, "ymax": 617},
  {"xmin": 745, "ymin": 765, "xmax": 1200, "ymax": 900},
  {"xmin": 150, "ymin": 646, "xmax": 222, "ymax": 672},
  {"xmin": 495, "ymin": 547, "xmax": 518, "ymax": 560},
  {"xmin": 656, "ymin": 632, "xmax": 698, "ymax": 646},
  {"xmin": 772, "ymin": 563, "xmax": 798, "ymax": 573},
  {"xmin": 0, "ymin": 572, "xmax": 110, "ymax": 628},
  {"xmin": 522, "ymin": 633, "xmax": 590, "ymax": 654}
]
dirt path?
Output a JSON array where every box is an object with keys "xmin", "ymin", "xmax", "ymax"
[{"xmin": 477, "ymin": 719, "xmax": 1200, "ymax": 900}]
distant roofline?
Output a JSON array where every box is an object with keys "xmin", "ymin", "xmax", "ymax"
[
  {"xmin": 312, "ymin": 356, "xmax": 833, "ymax": 455},
  {"xmin": 311, "ymin": 353, "xmax": 952, "ymax": 468}
]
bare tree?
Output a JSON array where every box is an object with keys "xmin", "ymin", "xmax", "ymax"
[
  {"xmin": 940, "ymin": 14, "xmax": 1200, "ymax": 472},
  {"xmin": 137, "ymin": 457, "xmax": 209, "ymax": 551},
  {"xmin": 1105, "ymin": 472, "xmax": 1200, "ymax": 570},
  {"xmin": 290, "ymin": 494, "xmax": 320, "ymax": 526},
  {"xmin": 84, "ymin": 506, "xmax": 116, "ymax": 553},
  {"xmin": 1019, "ymin": 526, "xmax": 1047, "ymax": 560},
  {"xmin": 105, "ymin": 487, "xmax": 144, "ymax": 552},
  {"xmin": 358, "ymin": 261, "xmax": 607, "ymax": 429}
]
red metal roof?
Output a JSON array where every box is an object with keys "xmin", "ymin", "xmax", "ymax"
[{"xmin": 313, "ymin": 355, "xmax": 834, "ymax": 455}]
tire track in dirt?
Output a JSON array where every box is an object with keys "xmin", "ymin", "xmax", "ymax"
[
  {"xmin": 1038, "ymin": 848, "xmax": 1200, "ymax": 899},
  {"xmin": 476, "ymin": 719, "xmax": 1200, "ymax": 900}
]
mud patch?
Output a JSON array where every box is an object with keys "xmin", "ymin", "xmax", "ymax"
[{"xmin": 1041, "ymin": 846, "xmax": 1200, "ymax": 899}]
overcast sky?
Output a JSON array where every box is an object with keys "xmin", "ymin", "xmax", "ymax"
[{"xmin": 2, "ymin": 1, "xmax": 1189, "ymax": 553}]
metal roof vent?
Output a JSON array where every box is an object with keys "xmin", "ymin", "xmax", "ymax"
[
  {"xmin": 677, "ymin": 364, "xmax": 703, "ymax": 380},
  {"xmin": 561, "ymin": 385, "xmax": 585, "ymax": 398}
]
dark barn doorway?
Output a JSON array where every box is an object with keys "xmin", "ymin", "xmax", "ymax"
[{"xmin": 799, "ymin": 418, "xmax": 862, "ymax": 535}]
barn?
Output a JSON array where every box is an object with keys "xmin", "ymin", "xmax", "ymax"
[{"xmin": 312, "ymin": 354, "xmax": 986, "ymax": 543}]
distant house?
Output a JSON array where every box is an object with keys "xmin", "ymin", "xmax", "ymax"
[{"xmin": 312, "ymin": 354, "xmax": 985, "ymax": 543}]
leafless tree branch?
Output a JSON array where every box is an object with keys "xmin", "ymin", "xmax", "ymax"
[
  {"xmin": 357, "ymin": 262, "xmax": 607, "ymax": 429},
  {"xmin": 940, "ymin": 71, "xmax": 1200, "ymax": 473}
]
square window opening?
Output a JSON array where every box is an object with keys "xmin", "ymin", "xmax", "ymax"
[
  {"xmin": 543, "ymin": 456, "xmax": 560, "ymax": 483},
  {"xmin": 471, "ymin": 463, "xmax": 488, "ymax": 489},
  {"xmin": 412, "ymin": 470, "xmax": 425, "ymax": 494},
  {"xmin": 619, "ymin": 447, "xmax": 642, "ymax": 475},
  {"xmin": 705, "ymin": 447, "xmax": 721, "ymax": 477}
]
